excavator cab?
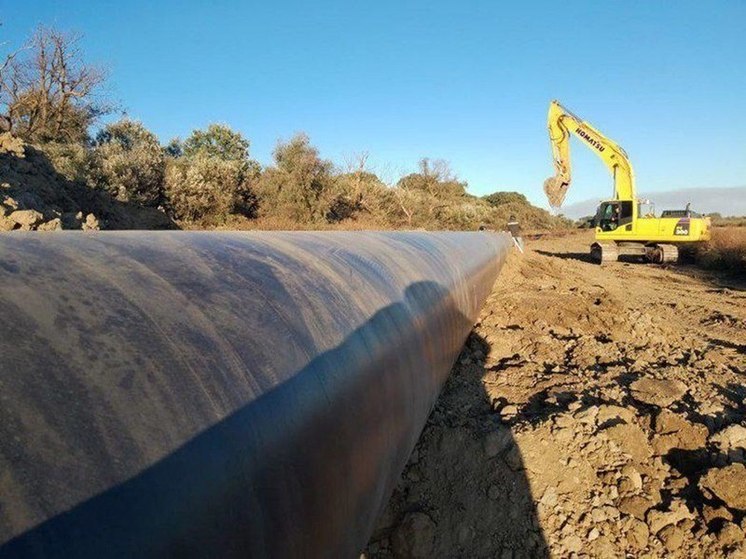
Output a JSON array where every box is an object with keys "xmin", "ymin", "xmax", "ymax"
[{"xmin": 596, "ymin": 200, "xmax": 633, "ymax": 232}]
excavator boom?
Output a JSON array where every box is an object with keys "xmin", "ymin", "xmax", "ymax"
[{"xmin": 544, "ymin": 100, "xmax": 635, "ymax": 208}]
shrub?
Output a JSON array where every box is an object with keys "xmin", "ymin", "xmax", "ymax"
[
  {"xmin": 397, "ymin": 158, "xmax": 467, "ymax": 200},
  {"xmin": 163, "ymin": 138, "xmax": 183, "ymax": 158},
  {"xmin": 182, "ymin": 124, "xmax": 250, "ymax": 161},
  {"xmin": 327, "ymin": 170, "xmax": 389, "ymax": 223},
  {"xmin": 256, "ymin": 133, "xmax": 336, "ymax": 222},
  {"xmin": 163, "ymin": 124, "xmax": 261, "ymax": 222},
  {"xmin": 43, "ymin": 141, "xmax": 93, "ymax": 183},
  {"xmin": 693, "ymin": 227, "xmax": 746, "ymax": 275},
  {"xmin": 483, "ymin": 191, "xmax": 528, "ymax": 207},
  {"xmin": 164, "ymin": 155, "xmax": 258, "ymax": 222},
  {"xmin": 91, "ymin": 119, "xmax": 165, "ymax": 206}
]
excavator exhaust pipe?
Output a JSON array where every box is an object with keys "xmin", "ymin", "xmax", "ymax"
[{"xmin": 0, "ymin": 231, "xmax": 510, "ymax": 558}]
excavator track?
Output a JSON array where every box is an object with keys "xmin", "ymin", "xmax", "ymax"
[
  {"xmin": 646, "ymin": 243, "xmax": 679, "ymax": 264},
  {"xmin": 590, "ymin": 242, "xmax": 618, "ymax": 264}
]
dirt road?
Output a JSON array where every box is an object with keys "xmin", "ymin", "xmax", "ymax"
[{"xmin": 365, "ymin": 231, "xmax": 746, "ymax": 558}]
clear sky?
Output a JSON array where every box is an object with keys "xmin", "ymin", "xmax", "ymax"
[{"xmin": 3, "ymin": 1, "xmax": 745, "ymax": 208}]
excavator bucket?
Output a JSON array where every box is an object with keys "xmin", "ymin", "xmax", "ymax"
[{"xmin": 543, "ymin": 174, "xmax": 570, "ymax": 209}]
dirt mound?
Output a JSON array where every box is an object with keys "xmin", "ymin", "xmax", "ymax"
[
  {"xmin": 366, "ymin": 232, "xmax": 746, "ymax": 558},
  {"xmin": 0, "ymin": 134, "xmax": 175, "ymax": 231}
]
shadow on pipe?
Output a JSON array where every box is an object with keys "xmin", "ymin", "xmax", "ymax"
[
  {"xmin": 0, "ymin": 231, "xmax": 533, "ymax": 558},
  {"xmin": 1, "ymin": 282, "xmax": 517, "ymax": 558}
]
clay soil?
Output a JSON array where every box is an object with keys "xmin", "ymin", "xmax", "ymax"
[{"xmin": 365, "ymin": 231, "xmax": 746, "ymax": 558}]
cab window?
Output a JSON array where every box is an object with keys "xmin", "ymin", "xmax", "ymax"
[{"xmin": 597, "ymin": 201, "xmax": 633, "ymax": 231}]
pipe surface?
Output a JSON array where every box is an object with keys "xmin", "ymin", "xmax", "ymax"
[{"xmin": 0, "ymin": 231, "xmax": 510, "ymax": 558}]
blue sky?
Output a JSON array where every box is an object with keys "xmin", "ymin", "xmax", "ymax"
[{"xmin": 3, "ymin": 1, "xmax": 745, "ymax": 208}]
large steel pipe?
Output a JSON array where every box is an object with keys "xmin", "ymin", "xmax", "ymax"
[{"xmin": 0, "ymin": 231, "xmax": 510, "ymax": 558}]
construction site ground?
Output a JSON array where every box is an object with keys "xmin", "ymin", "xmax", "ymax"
[{"xmin": 365, "ymin": 230, "xmax": 746, "ymax": 558}]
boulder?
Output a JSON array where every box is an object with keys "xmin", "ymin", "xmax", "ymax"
[
  {"xmin": 82, "ymin": 213, "xmax": 100, "ymax": 231},
  {"xmin": 0, "ymin": 132, "xmax": 25, "ymax": 157},
  {"xmin": 626, "ymin": 518, "xmax": 650, "ymax": 550},
  {"xmin": 605, "ymin": 423, "xmax": 652, "ymax": 463},
  {"xmin": 717, "ymin": 522, "xmax": 745, "ymax": 547},
  {"xmin": 646, "ymin": 500, "xmax": 694, "ymax": 535},
  {"xmin": 9, "ymin": 209, "xmax": 44, "ymax": 227},
  {"xmin": 700, "ymin": 464, "xmax": 746, "ymax": 511},
  {"xmin": 651, "ymin": 410, "xmax": 708, "ymax": 455},
  {"xmin": 37, "ymin": 218, "xmax": 63, "ymax": 231},
  {"xmin": 0, "ymin": 214, "xmax": 15, "ymax": 231},
  {"xmin": 630, "ymin": 378, "xmax": 687, "ymax": 407},
  {"xmin": 483, "ymin": 428, "xmax": 512, "ymax": 458},
  {"xmin": 596, "ymin": 404, "xmax": 637, "ymax": 426},
  {"xmin": 711, "ymin": 425, "xmax": 746, "ymax": 452},
  {"xmin": 618, "ymin": 495, "xmax": 655, "ymax": 520},
  {"xmin": 658, "ymin": 524, "xmax": 684, "ymax": 551}
]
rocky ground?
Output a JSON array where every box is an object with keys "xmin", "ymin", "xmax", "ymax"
[
  {"xmin": 0, "ymin": 133, "xmax": 174, "ymax": 231},
  {"xmin": 365, "ymin": 231, "xmax": 746, "ymax": 558}
]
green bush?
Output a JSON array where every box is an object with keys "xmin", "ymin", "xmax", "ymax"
[
  {"xmin": 164, "ymin": 155, "xmax": 258, "ymax": 221},
  {"xmin": 182, "ymin": 124, "xmax": 251, "ymax": 161},
  {"xmin": 483, "ymin": 191, "xmax": 528, "ymax": 207},
  {"xmin": 162, "ymin": 124, "xmax": 261, "ymax": 222},
  {"xmin": 256, "ymin": 133, "xmax": 336, "ymax": 222},
  {"xmin": 326, "ymin": 170, "xmax": 389, "ymax": 223},
  {"xmin": 397, "ymin": 158, "xmax": 467, "ymax": 200},
  {"xmin": 43, "ymin": 141, "xmax": 93, "ymax": 184},
  {"xmin": 91, "ymin": 119, "xmax": 165, "ymax": 206}
]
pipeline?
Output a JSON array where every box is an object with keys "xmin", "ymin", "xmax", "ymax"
[{"xmin": 0, "ymin": 230, "xmax": 510, "ymax": 558}]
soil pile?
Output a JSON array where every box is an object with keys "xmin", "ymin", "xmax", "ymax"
[
  {"xmin": 366, "ymin": 231, "xmax": 746, "ymax": 558},
  {"xmin": 0, "ymin": 134, "xmax": 174, "ymax": 231}
]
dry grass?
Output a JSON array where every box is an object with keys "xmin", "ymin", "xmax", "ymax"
[
  {"xmin": 711, "ymin": 216, "xmax": 746, "ymax": 227},
  {"xmin": 182, "ymin": 214, "xmax": 399, "ymax": 232},
  {"xmin": 694, "ymin": 227, "xmax": 746, "ymax": 275},
  {"xmin": 181, "ymin": 213, "xmax": 572, "ymax": 233}
]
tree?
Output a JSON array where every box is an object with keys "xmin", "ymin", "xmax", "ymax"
[
  {"xmin": 397, "ymin": 158, "xmax": 467, "ymax": 199},
  {"xmin": 328, "ymin": 152, "xmax": 389, "ymax": 222},
  {"xmin": 387, "ymin": 158, "xmax": 469, "ymax": 227},
  {"xmin": 257, "ymin": 133, "xmax": 336, "ymax": 222},
  {"xmin": 0, "ymin": 26, "xmax": 111, "ymax": 144},
  {"xmin": 90, "ymin": 119, "xmax": 165, "ymax": 206},
  {"xmin": 163, "ymin": 137, "xmax": 183, "ymax": 158},
  {"xmin": 0, "ymin": 24, "xmax": 23, "ymax": 133},
  {"xmin": 164, "ymin": 124, "xmax": 259, "ymax": 221},
  {"xmin": 483, "ymin": 191, "xmax": 528, "ymax": 207},
  {"xmin": 182, "ymin": 124, "xmax": 250, "ymax": 161}
]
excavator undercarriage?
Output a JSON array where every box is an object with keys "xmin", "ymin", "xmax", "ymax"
[{"xmin": 591, "ymin": 241, "xmax": 679, "ymax": 264}]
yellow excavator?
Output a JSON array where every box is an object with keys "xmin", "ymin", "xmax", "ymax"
[{"xmin": 544, "ymin": 100, "xmax": 710, "ymax": 263}]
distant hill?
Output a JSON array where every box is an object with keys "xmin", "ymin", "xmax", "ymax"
[{"xmin": 560, "ymin": 186, "xmax": 746, "ymax": 219}]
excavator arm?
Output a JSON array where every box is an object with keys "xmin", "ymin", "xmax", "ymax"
[{"xmin": 544, "ymin": 100, "xmax": 636, "ymax": 208}]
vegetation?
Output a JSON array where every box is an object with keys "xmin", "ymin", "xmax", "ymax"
[
  {"xmin": 90, "ymin": 119, "xmax": 165, "ymax": 206},
  {"xmin": 692, "ymin": 227, "xmax": 746, "ymax": 275},
  {"xmin": 164, "ymin": 124, "xmax": 260, "ymax": 221},
  {"xmin": 256, "ymin": 133, "xmax": 338, "ymax": 223},
  {"xmin": 3, "ymin": 23, "xmax": 743, "ymax": 281},
  {"xmin": 708, "ymin": 214, "xmax": 746, "ymax": 227},
  {"xmin": 0, "ymin": 24, "xmax": 580, "ymax": 233},
  {"xmin": 0, "ymin": 26, "xmax": 111, "ymax": 143}
]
